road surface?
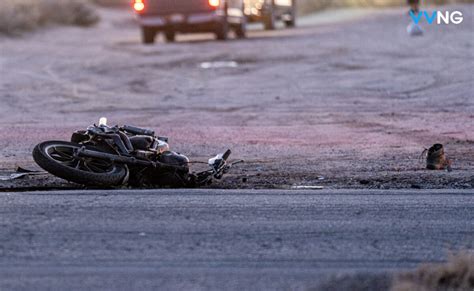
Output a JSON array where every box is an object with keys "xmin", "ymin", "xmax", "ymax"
[
  {"xmin": 1, "ymin": 189, "xmax": 472, "ymax": 290},
  {"xmin": 0, "ymin": 5, "xmax": 473, "ymax": 190}
]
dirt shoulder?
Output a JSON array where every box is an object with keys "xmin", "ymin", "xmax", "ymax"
[{"xmin": 0, "ymin": 5, "xmax": 473, "ymax": 190}]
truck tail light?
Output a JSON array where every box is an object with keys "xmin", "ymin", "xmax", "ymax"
[
  {"xmin": 133, "ymin": 0, "xmax": 145, "ymax": 12},
  {"xmin": 209, "ymin": 0, "xmax": 220, "ymax": 8}
]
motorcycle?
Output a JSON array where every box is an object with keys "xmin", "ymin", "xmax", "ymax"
[{"xmin": 32, "ymin": 118, "xmax": 240, "ymax": 188}]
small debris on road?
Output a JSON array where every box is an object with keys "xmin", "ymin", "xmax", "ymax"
[
  {"xmin": 359, "ymin": 179, "xmax": 370, "ymax": 185},
  {"xmin": 0, "ymin": 167, "xmax": 46, "ymax": 181},
  {"xmin": 200, "ymin": 61, "xmax": 238, "ymax": 69},
  {"xmin": 0, "ymin": 173, "xmax": 29, "ymax": 181},
  {"xmin": 291, "ymin": 185, "xmax": 324, "ymax": 190}
]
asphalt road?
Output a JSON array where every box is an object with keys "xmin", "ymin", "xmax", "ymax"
[{"xmin": 1, "ymin": 189, "xmax": 472, "ymax": 290}]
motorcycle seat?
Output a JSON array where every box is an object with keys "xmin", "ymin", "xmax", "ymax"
[{"xmin": 130, "ymin": 135, "xmax": 154, "ymax": 150}]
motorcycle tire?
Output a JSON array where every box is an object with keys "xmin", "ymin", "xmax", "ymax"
[{"xmin": 33, "ymin": 140, "xmax": 128, "ymax": 187}]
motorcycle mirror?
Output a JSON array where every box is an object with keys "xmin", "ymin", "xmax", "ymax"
[
  {"xmin": 208, "ymin": 153, "xmax": 223, "ymax": 166},
  {"xmin": 99, "ymin": 117, "xmax": 108, "ymax": 127}
]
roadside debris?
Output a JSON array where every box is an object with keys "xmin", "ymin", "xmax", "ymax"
[
  {"xmin": 16, "ymin": 166, "xmax": 42, "ymax": 173},
  {"xmin": 0, "ymin": 167, "xmax": 46, "ymax": 181},
  {"xmin": 291, "ymin": 176, "xmax": 325, "ymax": 189},
  {"xmin": 407, "ymin": 22, "xmax": 423, "ymax": 36},
  {"xmin": 32, "ymin": 118, "xmax": 241, "ymax": 188},
  {"xmin": 200, "ymin": 61, "xmax": 239, "ymax": 69},
  {"xmin": 291, "ymin": 185, "xmax": 324, "ymax": 190},
  {"xmin": 422, "ymin": 143, "xmax": 452, "ymax": 172},
  {"xmin": 0, "ymin": 173, "xmax": 29, "ymax": 181},
  {"xmin": 359, "ymin": 179, "xmax": 370, "ymax": 185}
]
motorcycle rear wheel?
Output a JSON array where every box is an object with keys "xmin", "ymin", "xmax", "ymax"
[{"xmin": 33, "ymin": 141, "xmax": 128, "ymax": 187}]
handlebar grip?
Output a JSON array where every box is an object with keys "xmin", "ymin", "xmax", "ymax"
[
  {"xmin": 122, "ymin": 125, "xmax": 155, "ymax": 136},
  {"xmin": 222, "ymin": 149, "xmax": 231, "ymax": 161}
]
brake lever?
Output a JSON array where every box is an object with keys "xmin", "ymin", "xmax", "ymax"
[
  {"xmin": 215, "ymin": 159, "xmax": 244, "ymax": 176},
  {"xmin": 230, "ymin": 159, "xmax": 244, "ymax": 166}
]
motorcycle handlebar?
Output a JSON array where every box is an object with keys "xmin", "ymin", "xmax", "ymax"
[
  {"xmin": 222, "ymin": 149, "xmax": 231, "ymax": 161},
  {"xmin": 122, "ymin": 125, "xmax": 155, "ymax": 136}
]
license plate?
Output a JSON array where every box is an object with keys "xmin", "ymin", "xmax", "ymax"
[{"xmin": 169, "ymin": 14, "xmax": 184, "ymax": 23}]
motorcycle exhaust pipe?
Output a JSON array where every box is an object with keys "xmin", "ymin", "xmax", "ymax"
[
  {"xmin": 75, "ymin": 147, "xmax": 187, "ymax": 171},
  {"xmin": 76, "ymin": 148, "xmax": 152, "ymax": 166}
]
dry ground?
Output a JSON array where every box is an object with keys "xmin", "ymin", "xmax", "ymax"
[
  {"xmin": 0, "ymin": 0, "xmax": 99, "ymax": 35},
  {"xmin": 0, "ymin": 5, "xmax": 473, "ymax": 190}
]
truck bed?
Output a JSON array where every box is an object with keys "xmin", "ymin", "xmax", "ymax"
[{"xmin": 144, "ymin": 0, "xmax": 214, "ymax": 15}]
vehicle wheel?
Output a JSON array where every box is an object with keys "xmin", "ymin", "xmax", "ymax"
[
  {"xmin": 284, "ymin": 0, "xmax": 296, "ymax": 27},
  {"xmin": 284, "ymin": 16, "xmax": 296, "ymax": 28},
  {"xmin": 215, "ymin": 18, "xmax": 229, "ymax": 40},
  {"xmin": 263, "ymin": 2, "xmax": 276, "ymax": 30},
  {"xmin": 33, "ymin": 141, "xmax": 128, "ymax": 187},
  {"xmin": 141, "ymin": 26, "xmax": 156, "ymax": 44},
  {"xmin": 164, "ymin": 30, "xmax": 176, "ymax": 42},
  {"xmin": 235, "ymin": 17, "xmax": 247, "ymax": 38}
]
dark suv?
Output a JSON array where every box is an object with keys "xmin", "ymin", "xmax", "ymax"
[
  {"xmin": 244, "ymin": 0, "xmax": 296, "ymax": 30},
  {"xmin": 133, "ymin": 0, "xmax": 247, "ymax": 44}
]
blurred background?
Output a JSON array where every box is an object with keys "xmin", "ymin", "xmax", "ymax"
[
  {"xmin": 91, "ymin": 0, "xmax": 474, "ymax": 11},
  {"xmin": 1, "ymin": 0, "xmax": 473, "ymax": 35}
]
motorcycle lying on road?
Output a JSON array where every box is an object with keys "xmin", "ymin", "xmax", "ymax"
[{"xmin": 33, "ymin": 118, "xmax": 239, "ymax": 188}]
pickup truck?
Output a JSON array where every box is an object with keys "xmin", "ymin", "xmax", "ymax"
[{"xmin": 132, "ymin": 0, "xmax": 247, "ymax": 44}]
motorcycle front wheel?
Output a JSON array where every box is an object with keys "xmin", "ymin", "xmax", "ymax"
[{"xmin": 33, "ymin": 141, "xmax": 128, "ymax": 187}]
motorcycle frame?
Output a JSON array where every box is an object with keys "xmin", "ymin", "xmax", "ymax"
[
  {"xmin": 74, "ymin": 147, "xmax": 188, "ymax": 171},
  {"xmin": 73, "ymin": 124, "xmax": 233, "ymax": 185}
]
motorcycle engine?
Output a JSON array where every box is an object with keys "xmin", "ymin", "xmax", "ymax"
[
  {"xmin": 133, "ymin": 151, "xmax": 190, "ymax": 188},
  {"xmin": 157, "ymin": 151, "xmax": 189, "ymax": 166}
]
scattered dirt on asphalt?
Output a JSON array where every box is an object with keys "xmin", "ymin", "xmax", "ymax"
[{"xmin": 0, "ymin": 6, "xmax": 473, "ymax": 190}]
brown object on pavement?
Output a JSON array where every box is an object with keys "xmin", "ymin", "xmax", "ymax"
[{"xmin": 424, "ymin": 144, "xmax": 452, "ymax": 171}]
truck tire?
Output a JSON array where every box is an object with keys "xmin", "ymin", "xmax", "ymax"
[
  {"xmin": 215, "ymin": 19, "xmax": 229, "ymax": 40},
  {"xmin": 142, "ymin": 26, "xmax": 156, "ymax": 44},
  {"xmin": 284, "ymin": 1, "xmax": 296, "ymax": 27},
  {"xmin": 165, "ymin": 30, "xmax": 176, "ymax": 42},
  {"xmin": 234, "ymin": 16, "xmax": 247, "ymax": 38},
  {"xmin": 33, "ymin": 141, "xmax": 128, "ymax": 187},
  {"xmin": 263, "ymin": 2, "xmax": 276, "ymax": 30}
]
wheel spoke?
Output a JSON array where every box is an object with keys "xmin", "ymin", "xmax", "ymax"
[
  {"xmin": 62, "ymin": 159, "xmax": 79, "ymax": 167},
  {"xmin": 87, "ymin": 162, "xmax": 107, "ymax": 173},
  {"xmin": 82, "ymin": 161, "xmax": 93, "ymax": 172},
  {"xmin": 87, "ymin": 164, "xmax": 102, "ymax": 172},
  {"xmin": 89, "ymin": 159, "xmax": 110, "ymax": 167},
  {"xmin": 45, "ymin": 143, "xmax": 118, "ymax": 175},
  {"xmin": 52, "ymin": 147, "xmax": 74, "ymax": 159},
  {"xmin": 75, "ymin": 160, "xmax": 82, "ymax": 169},
  {"xmin": 50, "ymin": 153, "xmax": 74, "ymax": 162}
]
